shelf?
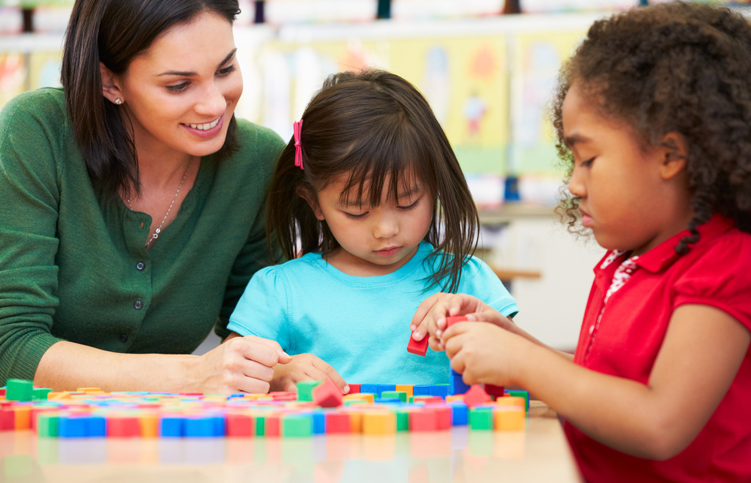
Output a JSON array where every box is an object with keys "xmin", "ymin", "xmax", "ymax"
[{"xmin": 479, "ymin": 204, "xmax": 555, "ymax": 224}]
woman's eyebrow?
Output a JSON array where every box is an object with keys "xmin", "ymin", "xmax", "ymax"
[{"xmin": 155, "ymin": 49, "xmax": 237, "ymax": 77}]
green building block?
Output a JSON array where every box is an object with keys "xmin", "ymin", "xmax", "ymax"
[
  {"xmin": 506, "ymin": 390, "xmax": 530, "ymax": 411},
  {"xmin": 255, "ymin": 415, "xmax": 266, "ymax": 436},
  {"xmin": 296, "ymin": 381, "xmax": 321, "ymax": 402},
  {"xmin": 32, "ymin": 388, "xmax": 52, "ymax": 401},
  {"xmin": 282, "ymin": 415, "xmax": 312, "ymax": 437},
  {"xmin": 380, "ymin": 391, "xmax": 407, "ymax": 402},
  {"xmin": 469, "ymin": 408, "xmax": 493, "ymax": 430},
  {"xmin": 344, "ymin": 400, "xmax": 366, "ymax": 406},
  {"xmin": 37, "ymin": 414, "xmax": 59, "ymax": 438},
  {"xmin": 395, "ymin": 409, "xmax": 410, "ymax": 431},
  {"xmin": 6, "ymin": 379, "xmax": 33, "ymax": 401}
]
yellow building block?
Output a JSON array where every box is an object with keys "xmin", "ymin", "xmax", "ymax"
[
  {"xmin": 77, "ymin": 387, "xmax": 102, "ymax": 393},
  {"xmin": 445, "ymin": 395, "xmax": 465, "ymax": 403},
  {"xmin": 496, "ymin": 397, "xmax": 526, "ymax": 410},
  {"xmin": 494, "ymin": 408, "xmax": 525, "ymax": 431},
  {"xmin": 362, "ymin": 411, "xmax": 396, "ymax": 435},
  {"xmin": 139, "ymin": 414, "xmax": 159, "ymax": 438},
  {"xmin": 344, "ymin": 393, "xmax": 374, "ymax": 404},
  {"xmin": 347, "ymin": 411, "xmax": 362, "ymax": 433},
  {"xmin": 395, "ymin": 385, "xmax": 413, "ymax": 398}
]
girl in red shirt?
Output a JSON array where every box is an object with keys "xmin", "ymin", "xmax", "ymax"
[{"xmin": 411, "ymin": 3, "xmax": 751, "ymax": 482}]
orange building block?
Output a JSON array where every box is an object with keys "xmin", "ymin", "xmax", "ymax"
[
  {"xmin": 395, "ymin": 385, "xmax": 414, "ymax": 398},
  {"xmin": 496, "ymin": 397, "xmax": 526, "ymax": 410},
  {"xmin": 13, "ymin": 406, "xmax": 31, "ymax": 430},
  {"xmin": 494, "ymin": 408, "xmax": 525, "ymax": 431},
  {"xmin": 362, "ymin": 411, "xmax": 396, "ymax": 435},
  {"xmin": 139, "ymin": 414, "xmax": 159, "ymax": 438}
]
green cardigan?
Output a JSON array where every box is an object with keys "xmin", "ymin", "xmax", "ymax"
[{"xmin": 0, "ymin": 88, "xmax": 285, "ymax": 384}]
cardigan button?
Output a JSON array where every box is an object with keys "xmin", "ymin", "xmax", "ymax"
[
  {"xmin": 134, "ymin": 300, "xmax": 143, "ymax": 310},
  {"xmin": 119, "ymin": 334, "xmax": 129, "ymax": 343},
  {"xmin": 136, "ymin": 261, "xmax": 145, "ymax": 271}
]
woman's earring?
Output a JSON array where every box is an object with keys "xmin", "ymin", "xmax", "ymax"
[{"xmin": 114, "ymin": 98, "xmax": 122, "ymax": 105}]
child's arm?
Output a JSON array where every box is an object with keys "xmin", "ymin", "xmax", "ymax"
[
  {"xmin": 226, "ymin": 332, "xmax": 349, "ymax": 394},
  {"xmin": 442, "ymin": 304, "xmax": 750, "ymax": 460},
  {"xmin": 411, "ymin": 293, "xmax": 572, "ymax": 360}
]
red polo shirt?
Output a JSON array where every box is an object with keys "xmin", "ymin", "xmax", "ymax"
[{"xmin": 565, "ymin": 215, "xmax": 751, "ymax": 483}]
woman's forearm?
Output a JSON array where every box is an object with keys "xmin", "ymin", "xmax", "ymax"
[{"xmin": 35, "ymin": 341, "xmax": 199, "ymax": 392}]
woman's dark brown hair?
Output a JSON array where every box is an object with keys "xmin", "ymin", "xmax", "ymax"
[
  {"xmin": 267, "ymin": 70, "xmax": 479, "ymax": 293},
  {"xmin": 551, "ymin": 1, "xmax": 751, "ymax": 254},
  {"xmin": 61, "ymin": 0, "xmax": 241, "ymax": 201}
]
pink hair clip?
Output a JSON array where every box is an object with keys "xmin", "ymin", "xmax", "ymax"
[{"xmin": 293, "ymin": 119, "xmax": 304, "ymax": 170}]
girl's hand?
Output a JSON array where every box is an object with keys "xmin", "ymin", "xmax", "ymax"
[
  {"xmin": 441, "ymin": 322, "xmax": 531, "ymax": 387},
  {"xmin": 195, "ymin": 334, "xmax": 292, "ymax": 394},
  {"xmin": 271, "ymin": 353, "xmax": 349, "ymax": 395},
  {"xmin": 410, "ymin": 293, "xmax": 515, "ymax": 351}
]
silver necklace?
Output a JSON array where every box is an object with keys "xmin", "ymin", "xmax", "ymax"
[{"xmin": 127, "ymin": 159, "xmax": 192, "ymax": 248}]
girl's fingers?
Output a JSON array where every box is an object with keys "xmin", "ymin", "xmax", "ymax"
[
  {"xmin": 244, "ymin": 334, "xmax": 292, "ymax": 363},
  {"xmin": 410, "ymin": 293, "xmax": 443, "ymax": 332},
  {"xmin": 311, "ymin": 357, "xmax": 349, "ymax": 393}
]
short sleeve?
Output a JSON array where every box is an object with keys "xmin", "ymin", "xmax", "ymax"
[
  {"xmin": 458, "ymin": 256, "xmax": 519, "ymax": 318},
  {"xmin": 673, "ymin": 235, "xmax": 751, "ymax": 332},
  {"xmin": 227, "ymin": 266, "xmax": 291, "ymax": 350}
]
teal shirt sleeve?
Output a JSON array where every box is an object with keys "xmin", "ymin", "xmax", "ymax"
[
  {"xmin": 458, "ymin": 256, "xmax": 519, "ymax": 318},
  {"xmin": 227, "ymin": 266, "xmax": 291, "ymax": 351},
  {"xmin": 0, "ymin": 91, "xmax": 65, "ymax": 382}
]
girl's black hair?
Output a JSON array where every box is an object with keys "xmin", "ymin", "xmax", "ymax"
[
  {"xmin": 61, "ymin": 0, "xmax": 241, "ymax": 201},
  {"xmin": 267, "ymin": 70, "xmax": 479, "ymax": 293},
  {"xmin": 551, "ymin": 1, "xmax": 751, "ymax": 254}
]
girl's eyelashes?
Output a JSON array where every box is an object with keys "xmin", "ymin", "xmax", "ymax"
[
  {"xmin": 397, "ymin": 198, "xmax": 421, "ymax": 210},
  {"xmin": 343, "ymin": 211, "xmax": 368, "ymax": 219},
  {"xmin": 580, "ymin": 157, "xmax": 595, "ymax": 168},
  {"xmin": 165, "ymin": 64, "xmax": 236, "ymax": 93}
]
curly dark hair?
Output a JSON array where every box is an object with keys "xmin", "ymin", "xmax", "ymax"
[{"xmin": 551, "ymin": 1, "xmax": 751, "ymax": 254}]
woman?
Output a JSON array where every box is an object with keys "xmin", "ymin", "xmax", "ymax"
[{"xmin": 0, "ymin": 0, "xmax": 301, "ymax": 393}]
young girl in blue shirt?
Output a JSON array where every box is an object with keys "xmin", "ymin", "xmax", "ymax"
[{"xmin": 227, "ymin": 70, "xmax": 518, "ymax": 393}]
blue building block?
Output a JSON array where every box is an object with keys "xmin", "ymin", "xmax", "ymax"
[
  {"xmin": 430, "ymin": 384, "xmax": 449, "ymax": 398},
  {"xmin": 451, "ymin": 368, "xmax": 462, "ymax": 377},
  {"xmin": 449, "ymin": 403, "xmax": 469, "ymax": 426},
  {"xmin": 185, "ymin": 416, "xmax": 217, "ymax": 437},
  {"xmin": 160, "ymin": 417, "xmax": 185, "ymax": 437},
  {"xmin": 374, "ymin": 398, "xmax": 402, "ymax": 404},
  {"xmin": 87, "ymin": 416, "xmax": 106, "ymax": 437},
  {"xmin": 360, "ymin": 384, "xmax": 379, "ymax": 394},
  {"xmin": 449, "ymin": 374, "xmax": 471, "ymax": 396},
  {"xmin": 310, "ymin": 412, "xmax": 326, "ymax": 434},
  {"xmin": 58, "ymin": 416, "xmax": 88, "ymax": 438},
  {"xmin": 412, "ymin": 385, "xmax": 431, "ymax": 396},
  {"xmin": 377, "ymin": 384, "xmax": 395, "ymax": 397},
  {"xmin": 212, "ymin": 415, "xmax": 226, "ymax": 437}
]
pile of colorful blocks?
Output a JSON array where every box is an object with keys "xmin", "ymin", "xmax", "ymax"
[{"xmin": 0, "ymin": 378, "xmax": 529, "ymax": 438}]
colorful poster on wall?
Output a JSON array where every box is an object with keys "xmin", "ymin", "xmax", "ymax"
[
  {"xmin": 0, "ymin": 54, "xmax": 27, "ymax": 109},
  {"xmin": 28, "ymin": 51, "xmax": 62, "ymax": 90}
]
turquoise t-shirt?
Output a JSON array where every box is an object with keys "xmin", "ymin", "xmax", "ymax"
[{"xmin": 227, "ymin": 242, "xmax": 518, "ymax": 385}]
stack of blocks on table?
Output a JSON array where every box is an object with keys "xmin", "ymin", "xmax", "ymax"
[{"xmin": 0, "ymin": 378, "xmax": 529, "ymax": 438}]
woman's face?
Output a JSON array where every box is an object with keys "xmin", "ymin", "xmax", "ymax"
[{"xmin": 115, "ymin": 12, "xmax": 242, "ymax": 160}]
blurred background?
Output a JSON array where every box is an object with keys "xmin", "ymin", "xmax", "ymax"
[{"xmin": 1, "ymin": 0, "xmax": 749, "ymax": 352}]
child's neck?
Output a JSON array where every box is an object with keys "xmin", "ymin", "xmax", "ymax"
[{"xmin": 324, "ymin": 245, "xmax": 420, "ymax": 277}]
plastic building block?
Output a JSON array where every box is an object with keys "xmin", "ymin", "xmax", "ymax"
[
  {"xmin": 296, "ymin": 381, "xmax": 321, "ymax": 402},
  {"xmin": 494, "ymin": 407, "xmax": 525, "ymax": 431},
  {"xmin": 107, "ymin": 415, "xmax": 141, "ymax": 437},
  {"xmin": 0, "ymin": 408, "xmax": 14, "ymax": 431},
  {"xmin": 347, "ymin": 384, "xmax": 361, "ymax": 394},
  {"xmin": 377, "ymin": 385, "xmax": 396, "ymax": 397},
  {"xmin": 226, "ymin": 413, "xmax": 254, "ymax": 437},
  {"xmin": 505, "ymin": 390, "xmax": 530, "ymax": 411},
  {"xmin": 87, "ymin": 416, "xmax": 106, "ymax": 437},
  {"xmin": 407, "ymin": 333, "xmax": 429, "ymax": 356},
  {"xmin": 13, "ymin": 406, "xmax": 31, "ymax": 430},
  {"xmin": 496, "ymin": 396, "xmax": 526, "ymax": 411},
  {"xmin": 32, "ymin": 388, "xmax": 52, "ymax": 401},
  {"xmin": 429, "ymin": 406, "xmax": 452, "ymax": 430},
  {"xmin": 325, "ymin": 412, "xmax": 350, "ymax": 433},
  {"xmin": 413, "ymin": 396, "xmax": 443, "ymax": 404},
  {"xmin": 139, "ymin": 414, "xmax": 158, "ymax": 438},
  {"xmin": 347, "ymin": 411, "xmax": 362, "ymax": 432},
  {"xmin": 409, "ymin": 409, "xmax": 437, "ymax": 432},
  {"xmin": 412, "ymin": 385, "xmax": 432, "ymax": 396},
  {"xmin": 160, "ymin": 416, "xmax": 185, "ymax": 437},
  {"xmin": 449, "ymin": 374, "xmax": 471, "ymax": 396},
  {"xmin": 445, "ymin": 316, "xmax": 468, "ymax": 328},
  {"xmin": 380, "ymin": 391, "xmax": 407, "ymax": 403},
  {"xmin": 485, "ymin": 384, "xmax": 506, "ymax": 399},
  {"xmin": 463, "ymin": 385, "xmax": 491, "ymax": 407},
  {"xmin": 58, "ymin": 415, "xmax": 88, "ymax": 437},
  {"xmin": 37, "ymin": 413, "xmax": 59, "ymax": 437},
  {"xmin": 254, "ymin": 415, "xmax": 266, "ymax": 436},
  {"xmin": 468, "ymin": 408, "xmax": 493, "ymax": 430},
  {"xmin": 429, "ymin": 384, "xmax": 449, "ymax": 398},
  {"xmin": 282, "ymin": 415, "xmax": 313, "ymax": 437},
  {"xmin": 395, "ymin": 385, "xmax": 413, "ymax": 398},
  {"xmin": 310, "ymin": 412, "xmax": 326, "ymax": 434},
  {"xmin": 6, "ymin": 379, "xmax": 33, "ymax": 402},
  {"xmin": 449, "ymin": 403, "xmax": 468, "ymax": 426},
  {"xmin": 359, "ymin": 384, "xmax": 379, "ymax": 394},
  {"xmin": 312, "ymin": 379, "xmax": 343, "ymax": 408},
  {"xmin": 185, "ymin": 416, "xmax": 216, "ymax": 437},
  {"xmin": 395, "ymin": 409, "xmax": 410, "ymax": 431},
  {"xmin": 362, "ymin": 411, "xmax": 396, "ymax": 435},
  {"xmin": 265, "ymin": 415, "xmax": 281, "ymax": 437}
]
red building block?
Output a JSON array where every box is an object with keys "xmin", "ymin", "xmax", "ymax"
[
  {"xmin": 226, "ymin": 413, "xmax": 254, "ymax": 437},
  {"xmin": 485, "ymin": 384, "xmax": 506, "ymax": 399},
  {"xmin": 107, "ymin": 416, "xmax": 141, "ymax": 437},
  {"xmin": 325, "ymin": 412, "xmax": 351, "ymax": 433},
  {"xmin": 407, "ymin": 333, "xmax": 428, "ymax": 356},
  {"xmin": 0, "ymin": 408, "xmax": 14, "ymax": 431},
  {"xmin": 463, "ymin": 385, "xmax": 491, "ymax": 407},
  {"xmin": 445, "ymin": 316, "xmax": 468, "ymax": 328},
  {"xmin": 313, "ymin": 379, "xmax": 343, "ymax": 408},
  {"xmin": 348, "ymin": 384, "xmax": 361, "ymax": 394},
  {"xmin": 426, "ymin": 406, "xmax": 452, "ymax": 430},
  {"xmin": 409, "ymin": 410, "xmax": 437, "ymax": 432},
  {"xmin": 265, "ymin": 415, "xmax": 281, "ymax": 437}
]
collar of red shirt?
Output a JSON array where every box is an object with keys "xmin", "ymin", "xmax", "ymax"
[{"xmin": 633, "ymin": 214, "xmax": 735, "ymax": 274}]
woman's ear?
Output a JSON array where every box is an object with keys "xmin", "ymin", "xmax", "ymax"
[
  {"xmin": 100, "ymin": 62, "xmax": 124, "ymax": 106},
  {"xmin": 296, "ymin": 186, "xmax": 324, "ymax": 220},
  {"xmin": 659, "ymin": 132, "xmax": 689, "ymax": 180}
]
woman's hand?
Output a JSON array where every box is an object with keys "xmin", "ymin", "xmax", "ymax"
[
  {"xmin": 193, "ymin": 334, "xmax": 291, "ymax": 394},
  {"xmin": 441, "ymin": 322, "xmax": 531, "ymax": 387},
  {"xmin": 410, "ymin": 293, "xmax": 516, "ymax": 351},
  {"xmin": 270, "ymin": 353, "xmax": 349, "ymax": 394}
]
